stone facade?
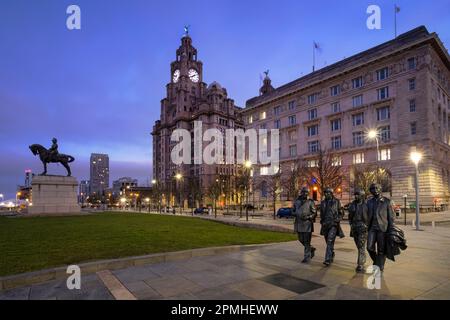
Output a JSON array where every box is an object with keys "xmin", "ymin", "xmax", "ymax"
[
  {"xmin": 242, "ymin": 26, "xmax": 450, "ymax": 208},
  {"xmin": 29, "ymin": 175, "xmax": 81, "ymax": 215},
  {"xmin": 151, "ymin": 34, "xmax": 243, "ymax": 208}
]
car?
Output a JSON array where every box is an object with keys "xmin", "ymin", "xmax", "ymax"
[
  {"xmin": 276, "ymin": 207, "xmax": 293, "ymax": 218},
  {"xmin": 194, "ymin": 207, "xmax": 208, "ymax": 214}
]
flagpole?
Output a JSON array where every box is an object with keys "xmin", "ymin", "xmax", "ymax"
[
  {"xmin": 394, "ymin": 5, "xmax": 397, "ymax": 38},
  {"xmin": 313, "ymin": 43, "xmax": 315, "ymax": 72}
]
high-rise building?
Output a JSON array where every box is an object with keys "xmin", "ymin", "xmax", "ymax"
[
  {"xmin": 89, "ymin": 153, "xmax": 109, "ymax": 196},
  {"xmin": 151, "ymin": 32, "xmax": 243, "ymax": 208},
  {"xmin": 243, "ymin": 26, "xmax": 450, "ymax": 208}
]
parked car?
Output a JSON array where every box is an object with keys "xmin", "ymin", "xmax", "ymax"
[
  {"xmin": 276, "ymin": 207, "xmax": 293, "ymax": 218},
  {"xmin": 194, "ymin": 207, "xmax": 208, "ymax": 214}
]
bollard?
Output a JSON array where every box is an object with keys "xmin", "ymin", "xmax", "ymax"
[
  {"xmin": 412, "ymin": 219, "xmax": 415, "ymax": 228},
  {"xmin": 432, "ymin": 221, "xmax": 436, "ymax": 228}
]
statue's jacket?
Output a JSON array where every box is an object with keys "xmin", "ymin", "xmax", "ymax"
[
  {"xmin": 292, "ymin": 198, "xmax": 317, "ymax": 233},
  {"xmin": 319, "ymin": 198, "xmax": 345, "ymax": 238}
]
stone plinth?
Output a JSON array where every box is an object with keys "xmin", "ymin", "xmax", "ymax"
[{"xmin": 29, "ymin": 175, "xmax": 81, "ymax": 216}]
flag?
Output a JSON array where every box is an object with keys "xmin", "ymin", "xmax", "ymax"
[
  {"xmin": 395, "ymin": 5, "xmax": 400, "ymax": 13},
  {"xmin": 313, "ymin": 42, "xmax": 322, "ymax": 53}
]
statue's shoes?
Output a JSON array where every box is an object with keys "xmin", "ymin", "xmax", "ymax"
[
  {"xmin": 355, "ymin": 265, "xmax": 364, "ymax": 273},
  {"xmin": 311, "ymin": 247, "xmax": 316, "ymax": 259},
  {"xmin": 301, "ymin": 257, "xmax": 310, "ymax": 263},
  {"xmin": 323, "ymin": 260, "xmax": 331, "ymax": 267}
]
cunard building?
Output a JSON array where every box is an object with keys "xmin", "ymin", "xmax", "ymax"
[
  {"xmin": 151, "ymin": 32, "xmax": 243, "ymax": 208},
  {"xmin": 243, "ymin": 26, "xmax": 450, "ymax": 209}
]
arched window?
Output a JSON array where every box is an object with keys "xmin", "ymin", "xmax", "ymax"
[{"xmin": 261, "ymin": 181, "xmax": 268, "ymax": 198}]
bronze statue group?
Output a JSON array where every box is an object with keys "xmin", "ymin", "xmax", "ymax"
[{"xmin": 292, "ymin": 183, "xmax": 407, "ymax": 273}]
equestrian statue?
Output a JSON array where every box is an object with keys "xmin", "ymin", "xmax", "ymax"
[{"xmin": 29, "ymin": 138, "xmax": 75, "ymax": 176}]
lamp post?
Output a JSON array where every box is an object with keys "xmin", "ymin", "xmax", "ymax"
[
  {"xmin": 16, "ymin": 192, "xmax": 21, "ymax": 209},
  {"xmin": 403, "ymin": 194, "xmax": 408, "ymax": 226},
  {"xmin": 175, "ymin": 173, "xmax": 182, "ymax": 214},
  {"xmin": 244, "ymin": 160, "xmax": 252, "ymax": 222},
  {"xmin": 410, "ymin": 151, "xmax": 422, "ymax": 231},
  {"xmin": 368, "ymin": 129, "xmax": 380, "ymax": 160},
  {"xmin": 145, "ymin": 197, "xmax": 150, "ymax": 213}
]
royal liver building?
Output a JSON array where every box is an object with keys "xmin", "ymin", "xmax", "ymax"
[{"xmin": 152, "ymin": 32, "xmax": 243, "ymax": 208}]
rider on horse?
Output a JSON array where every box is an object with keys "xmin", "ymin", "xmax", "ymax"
[{"xmin": 48, "ymin": 138, "xmax": 59, "ymax": 162}]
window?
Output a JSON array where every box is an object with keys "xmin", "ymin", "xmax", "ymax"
[
  {"xmin": 248, "ymin": 115, "xmax": 253, "ymax": 124},
  {"xmin": 307, "ymin": 160, "xmax": 318, "ymax": 168},
  {"xmin": 330, "ymin": 85, "xmax": 341, "ymax": 96},
  {"xmin": 380, "ymin": 126, "xmax": 391, "ymax": 142},
  {"xmin": 331, "ymin": 102, "xmax": 340, "ymax": 113},
  {"xmin": 377, "ymin": 106, "xmax": 390, "ymax": 121},
  {"xmin": 409, "ymin": 99, "xmax": 416, "ymax": 112},
  {"xmin": 332, "ymin": 156, "xmax": 342, "ymax": 166},
  {"xmin": 308, "ymin": 141, "xmax": 320, "ymax": 153},
  {"xmin": 289, "ymin": 145, "xmax": 297, "ymax": 157},
  {"xmin": 274, "ymin": 119, "xmax": 281, "ymax": 129},
  {"xmin": 288, "ymin": 115, "xmax": 296, "ymax": 126},
  {"xmin": 377, "ymin": 87, "xmax": 389, "ymax": 100},
  {"xmin": 260, "ymin": 167, "xmax": 269, "ymax": 175},
  {"xmin": 408, "ymin": 57, "xmax": 416, "ymax": 70},
  {"xmin": 352, "ymin": 95, "xmax": 363, "ymax": 107},
  {"xmin": 274, "ymin": 106, "xmax": 281, "ymax": 116},
  {"xmin": 353, "ymin": 131, "xmax": 364, "ymax": 146},
  {"xmin": 411, "ymin": 122, "xmax": 417, "ymax": 135},
  {"xmin": 352, "ymin": 76, "xmax": 363, "ymax": 89},
  {"xmin": 307, "ymin": 125, "xmax": 319, "ymax": 137},
  {"xmin": 378, "ymin": 148, "xmax": 391, "ymax": 161},
  {"xmin": 289, "ymin": 130, "xmax": 297, "ymax": 141},
  {"xmin": 353, "ymin": 153, "xmax": 365, "ymax": 164},
  {"xmin": 331, "ymin": 136, "xmax": 342, "ymax": 150},
  {"xmin": 409, "ymin": 78, "xmax": 416, "ymax": 91},
  {"xmin": 260, "ymin": 111, "xmax": 266, "ymax": 120},
  {"xmin": 288, "ymin": 100, "xmax": 296, "ymax": 110},
  {"xmin": 352, "ymin": 113, "xmax": 364, "ymax": 126},
  {"xmin": 330, "ymin": 118, "xmax": 341, "ymax": 132},
  {"xmin": 376, "ymin": 67, "xmax": 389, "ymax": 81},
  {"xmin": 308, "ymin": 93, "xmax": 319, "ymax": 104},
  {"xmin": 308, "ymin": 108, "xmax": 318, "ymax": 120}
]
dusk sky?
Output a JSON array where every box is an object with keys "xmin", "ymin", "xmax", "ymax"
[{"xmin": 1, "ymin": 0, "xmax": 449, "ymax": 199}]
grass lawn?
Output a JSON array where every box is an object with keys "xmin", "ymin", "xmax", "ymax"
[{"xmin": 0, "ymin": 212, "xmax": 296, "ymax": 276}]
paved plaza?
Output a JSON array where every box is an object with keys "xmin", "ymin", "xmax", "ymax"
[{"xmin": 1, "ymin": 215, "xmax": 449, "ymax": 300}]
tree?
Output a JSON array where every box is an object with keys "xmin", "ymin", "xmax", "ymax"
[
  {"xmin": 208, "ymin": 177, "xmax": 222, "ymax": 218},
  {"xmin": 258, "ymin": 168, "xmax": 282, "ymax": 219},
  {"xmin": 235, "ymin": 167, "xmax": 251, "ymax": 219},
  {"xmin": 298, "ymin": 148, "xmax": 345, "ymax": 199},
  {"xmin": 282, "ymin": 163, "xmax": 302, "ymax": 201},
  {"xmin": 351, "ymin": 164, "xmax": 392, "ymax": 195}
]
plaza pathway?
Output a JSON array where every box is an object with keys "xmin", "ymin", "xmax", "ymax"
[{"xmin": 1, "ymin": 219, "xmax": 449, "ymax": 300}]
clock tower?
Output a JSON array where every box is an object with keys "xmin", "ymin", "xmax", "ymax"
[{"xmin": 152, "ymin": 31, "xmax": 243, "ymax": 208}]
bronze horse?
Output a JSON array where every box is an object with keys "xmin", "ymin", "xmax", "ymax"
[{"xmin": 29, "ymin": 144, "xmax": 75, "ymax": 176}]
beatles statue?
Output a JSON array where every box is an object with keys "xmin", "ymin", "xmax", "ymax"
[
  {"xmin": 319, "ymin": 188, "xmax": 345, "ymax": 266},
  {"xmin": 293, "ymin": 187, "xmax": 317, "ymax": 263},
  {"xmin": 348, "ymin": 189, "xmax": 369, "ymax": 272}
]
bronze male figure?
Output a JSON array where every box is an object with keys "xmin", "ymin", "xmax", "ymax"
[
  {"xmin": 292, "ymin": 187, "xmax": 317, "ymax": 263},
  {"xmin": 348, "ymin": 189, "xmax": 369, "ymax": 272},
  {"xmin": 367, "ymin": 183, "xmax": 395, "ymax": 272},
  {"xmin": 320, "ymin": 187, "xmax": 345, "ymax": 266}
]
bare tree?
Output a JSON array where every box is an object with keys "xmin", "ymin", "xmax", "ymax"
[
  {"xmin": 299, "ymin": 148, "xmax": 345, "ymax": 199},
  {"xmin": 258, "ymin": 169, "xmax": 283, "ymax": 219},
  {"xmin": 282, "ymin": 163, "xmax": 302, "ymax": 201},
  {"xmin": 208, "ymin": 177, "xmax": 222, "ymax": 218},
  {"xmin": 351, "ymin": 164, "xmax": 392, "ymax": 195}
]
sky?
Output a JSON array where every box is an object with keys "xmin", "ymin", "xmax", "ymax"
[{"xmin": 0, "ymin": 0, "xmax": 449, "ymax": 199}]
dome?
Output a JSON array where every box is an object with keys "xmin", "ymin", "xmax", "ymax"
[{"xmin": 207, "ymin": 81, "xmax": 222, "ymax": 90}]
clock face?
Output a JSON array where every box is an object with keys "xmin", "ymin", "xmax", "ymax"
[
  {"xmin": 172, "ymin": 69, "xmax": 180, "ymax": 83},
  {"xmin": 188, "ymin": 69, "xmax": 199, "ymax": 83}
]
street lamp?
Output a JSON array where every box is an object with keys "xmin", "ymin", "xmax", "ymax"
[
  {"xmin": 410, "ymin": 151, "xmax": 422, "ymax": 231},
  {"xmin": 145, "ymin": 197, "xmax": 150, "ymax": 213},
  {"xmin": 367, "ymin": 129, "xmax": 380, "ymax": 159},
  {"xmin": 175, "ymin": 173, "xmax": 182, "ymax": 214},
  {"xmin": 120, "ymin": 197, "xmax": 126, "ymax": 210},
  {"xmin": 244, "ymin": 161, "xmax": 252, "ymax": 222}
]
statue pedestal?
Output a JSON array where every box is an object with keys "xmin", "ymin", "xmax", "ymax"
[{"xmin": 29, "ymin": 175, "xmax": 81, "ymax": 216}]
